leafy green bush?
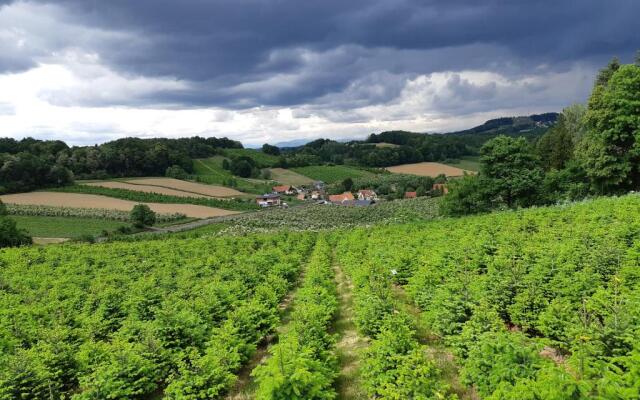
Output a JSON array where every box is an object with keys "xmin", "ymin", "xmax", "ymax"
[
  {"xmin": 130, "ymin": 204, "xmax": 156, "ymax": 228},
  {"xmin": 0, "ymin": 217, "xmax": 32, "ymax": 248}
]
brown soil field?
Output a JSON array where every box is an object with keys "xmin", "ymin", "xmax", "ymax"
[
  {"xmin": 269, "ymin": 168, "xmax": 314, "ymax": 186},
  {"xmin": 125, "ymin": 178, "xmax": 244, "ymax": 197},
  {"xmin": 85, "ymin": 181, "xmax": 213, "ymax": 198},
  {"xmin": 386, "ymin": 162, "xmax": 473, "ymax": 177},
  {"xmin": 0, "ymin": 192, "xmax": 241, "ymax": 219}
]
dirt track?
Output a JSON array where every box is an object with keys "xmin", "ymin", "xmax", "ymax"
[
  {"xmin": 0, "ymin": 192, "xmax": 241, "ymax": 219},
  {"xmin": 386, "ymin": 162, "xmax": 472, "ymax": 177}
]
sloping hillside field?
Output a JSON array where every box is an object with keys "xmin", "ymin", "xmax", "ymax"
[
  {"xmin": 387, "ymin": 161, "xmax": 472, "ymax": 177},
  {"xmin": 1, "ymin": 195, "xmax": 639, "ymax": 398},
  {"xmin": 0, "ymin": 192, "xmax": 240, "ymax": 218}
]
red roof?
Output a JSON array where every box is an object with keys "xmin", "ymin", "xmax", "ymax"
[
  {"xmin": 329, "ymin": 192, "xmax": 355, "ymax": 202},
  {"xmin": 272, "ymin": 185, "xmax": 291, "ymax": 193},
  {"xmin": 404, "ymin": 191, "xmax": 417, "ymax": 199},
  {"xmin": 358, "ymin": 189, "xmax": 375, "ymax": 196}
]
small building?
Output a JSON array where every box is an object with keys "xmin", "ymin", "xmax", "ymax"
[
  {"xmin": 296, "ymin": 193, "xmax": 306, "ymax": 201},
  {"xmin": 256, "ymin": 193, "xmax": 281, "ymax": 207},
  {"xmin": 310, "ymin": 190, "xmax": 323, "ymax": 200},
  {"xmin": 272, "ymin": 185, "xmax": 296, "ymax": 195},
  {"xmin": 404, "ymin": 191, "xmax": 417, "ymax": 199},
  {"xmin": 329, "ymin": 192, "xmax": 355, "ymax": 204},
  {"xmin": 432, "ymin": 183, "xmax": 449, "ymax": 195},
  {"xmin": 358, "ymin": 189, "xmax": 377, "ymax": 201}
]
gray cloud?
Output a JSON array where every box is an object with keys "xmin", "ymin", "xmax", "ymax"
[{"xmin": 0, "ymin": 0, "xmax": 638, "ymax": 145}]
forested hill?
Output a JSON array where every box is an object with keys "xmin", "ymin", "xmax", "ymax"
[
  {"xmin": 367, "ymin": 112, "xmax": 559, "ymax": 144},
  {"xmin": 277, "ymin": 112, "xmax": 558, "ymax": 168}
]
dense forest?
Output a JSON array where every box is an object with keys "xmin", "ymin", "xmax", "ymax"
[{"xmin": 0, "ymin": 137, "xmax": 241, "ymax": 193}]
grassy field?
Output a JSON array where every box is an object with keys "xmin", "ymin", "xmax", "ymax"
[
  {"xmin": 441, "ymin": 156, "xmax": 481, "ymax": 172},
  {"xmin": 12, "ymin": 215, "xmax": 128, "ymax": 238},
  {"xmin": 269, "ymin": 168, "xmax": 314, "ymax": 186},
  {"xmin": 193, "ymin": 157, "xmax": 274, "ymax": 194},
  {"xmin": 292, "ymin": 165, "xmax": 375, "ymax": 183},
  {"xmin": 222, "ymin": 148, "xmax": 280, "ymax": 167}
]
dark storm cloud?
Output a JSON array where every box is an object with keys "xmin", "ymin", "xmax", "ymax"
[{"xmin": 1, "ymin": 0, "xmax": 639, "ymax": 108}]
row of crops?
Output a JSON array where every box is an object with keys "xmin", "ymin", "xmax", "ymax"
[
  {"xmin": 6, "ymin": 203, "xmax": 187, "ymax": 223},
  {"xmin": 337, "ymin": 194, "xmax": 640, "ymax": 398},
  {"xmin": 0, "ymin": 232, "xmax": 315, "ymax": 398},
  {"xmin": 252, "ymin": 237, "xmax": 339, "ymax": 399},
  {"xmin": 1, "ymin": 194, "xmax": 640, "ymax": 398},
  {"xmin": 336, "ymin": 231, "xmax": 454, "ymax": 399}
]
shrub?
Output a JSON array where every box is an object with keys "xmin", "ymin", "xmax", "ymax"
[
  {"xmin": 130, "ymin": 204, "xmax": 156, "ymax": 228},
  {"xmin": 0, "ymin": 217, "xmax": 32, "ymax": 248}
]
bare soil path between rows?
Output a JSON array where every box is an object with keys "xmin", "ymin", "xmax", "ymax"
[{"xmin": 333, "ymin": 261, "xmax": 368, "ymax": 400}]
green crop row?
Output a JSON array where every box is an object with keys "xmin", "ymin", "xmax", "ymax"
[
  {"xmin": 336, "ymin": 231, "xmax": 454, "ymax": 399},
  {"xmin": 253, "ymin": 237, "xmax": 338, "ymax": 399},
  {"xmin": 6, "ymin": 203, "xmax": 186, "ymax": 223},
  {"xmin": 0, "ymin": 232, "xmax": 315, "ymax": 398},
  {"xmin": 349, "ymin": 194, "xmax": 640, "ymax": 398}
]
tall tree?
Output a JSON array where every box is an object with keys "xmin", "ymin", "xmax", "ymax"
[
  {"xmin": 480, "ymin": 136, "xmax": 544, "ymax": 208},
  {"xmin": 578, "ymin": 64, "xmax": 640, "ymax": 193}
]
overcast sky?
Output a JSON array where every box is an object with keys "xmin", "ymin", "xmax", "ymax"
[{"xmin": 0, "ymin": 0, "xmax": 638, "ymax": 146}]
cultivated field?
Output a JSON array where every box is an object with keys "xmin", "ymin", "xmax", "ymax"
[
  {"xmin": 125, "ymin": 177, "xmax": 244, "ymax": 197},
  {"xmin": 269, "ymin": 168, "xmax": 314, "ymax": 186},
  {"xmin": 291, "ymin": 165, "xmax": 374, "ymax": 183},
  {"xmin": 0, "ymin": 192, "xmax": 240, "ymax": 219},
  {"xmin": 386, "ymin": 161, "xmax": 472, "ymax": 177},
  {"xmin": 84, "ymin": 181, "xmax": 212, "ymax": 198}
]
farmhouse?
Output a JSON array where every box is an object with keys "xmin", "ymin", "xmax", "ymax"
[
  {"xmin": 358, "ymin": 189, "xmax": 377, "ymax": 201},
  {"xmin": 256, "ymin": 193, "xmax": 281, "ymax": 207},
  {"xmin": 404, "ymin": 191, "xmax": 417, "ymax": 199},
  {"xmin": 329, "ymin": 192, "xmax": 355, "ymax": 204}
]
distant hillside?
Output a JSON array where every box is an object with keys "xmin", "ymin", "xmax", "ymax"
[{"xmin": 452, "ymin": 112, "xmax": 559, "ymax": 135}]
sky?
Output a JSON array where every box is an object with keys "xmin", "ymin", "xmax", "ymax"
[{"xmin": 0, "ymin": 0, "xmax": 638, "ymax": 147}]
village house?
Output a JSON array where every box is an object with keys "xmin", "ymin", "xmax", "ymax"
[
  {"xmin": 404, "ymin": 191, "xmax": 417, "ymax": 199},
  {"xmin": 357, "ymin": 189, "xmax": 377, "ymax": 201},
  {"xmin": 310, "ymin": 190, "xmax": 323, "ymax": 200},
  {"xmin": 272, "ymin": 185, "xmax": 297, "ymax": 195},
  {"xmin": 329, "ymin": 192, "xmax": 355, "ymax": 204},
  {"xmin": 256, "ymin": 193, "xmax": 281, "ymax": 207}
]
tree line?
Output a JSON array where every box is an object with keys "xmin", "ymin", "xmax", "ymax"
[
  {"xmin": 443, "ymin": 56, "xmax": 640, "ymax": 215},
  {"xmin": 0, "ymin": 136, "xmax": 242, "ymax": 194},
  {"xmin": 273, "ymin": 113, "xmax": 556, "ymax": 168}
]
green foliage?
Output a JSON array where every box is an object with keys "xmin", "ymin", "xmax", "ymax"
[
  {"xmin": 253, "ymin": 238, "xmax": 338, "ymax": 400},
  {"xmin": 0, "ymin": 200, "xmax": 6, "ymax": 216},
  {"xmin": 0, "ymin": 232, "xmax": 314, "ymax": 398},
  {"xmin": 578, "ymin": 63, "xmax": 640, "ymax": 193},
  {"xmin": 262, "ymin": 144, "xmax": 281, "ymax": 156},
  {"xmin": 165, "ymin": 164, "xmax": 189, "ymax": 179},
  {"xmin": 361, "ymin": 314, "xmax": 450, "ymax": 399},
  {"xmin": 291, "ymin": 165, "xmax": 374, "ymax": 183},
  {"xmin": 130, "ymin": 204, "xmax": 156, "ymax": 228},
  {"xmin": 0, "ymin": 216, "xmax": 32, "ymax": 248},
  {"xmin": 461, "ymin": 332, "xmax": 547, "ymax": 397}
]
